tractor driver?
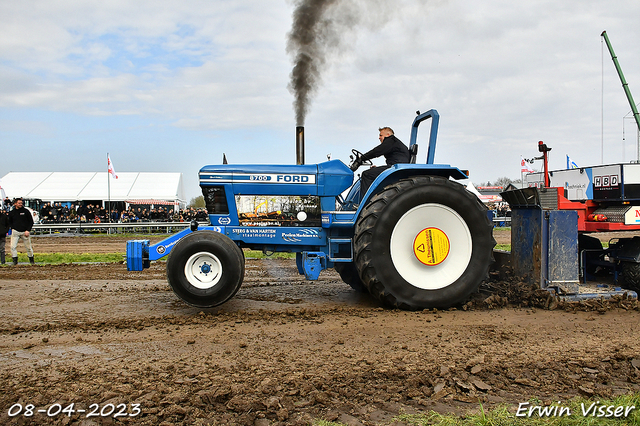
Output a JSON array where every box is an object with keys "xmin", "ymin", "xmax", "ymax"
[{"xmin": 350, "ymin": 127, "xmax": 411, "ymax": 198}]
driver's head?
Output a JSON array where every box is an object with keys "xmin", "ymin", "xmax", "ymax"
[{"xmin": 378, "ymin": 127, "xmax": 394, "ymax": 143}]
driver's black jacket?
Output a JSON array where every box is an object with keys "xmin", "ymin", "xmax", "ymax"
[{"xmin": 360, "ymin": 135, "xmax": 410, "ymax": 165}]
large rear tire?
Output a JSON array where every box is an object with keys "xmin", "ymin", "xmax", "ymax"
[
  {"xmin": 354, "ymin": 176, "xmax": 495, "ymax": 310},
  {"xmin": 334, "ymin": 262, "xmax": 367, "ymax": 293},
  {"xmin": 167, "ymin": 231, "xmax": 245, "ymax": 307},
  {"xmin": 621, "ymin": 262, "xmax": 640, "ymax": 293}
]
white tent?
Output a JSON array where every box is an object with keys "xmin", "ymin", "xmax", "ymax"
[
  {"xmin": 461, "ymin": 180, "xmax": 503, "ymax": 204},
  {"xmin": 462, "ymin": 180, "xmax": 483, "ymax": 198},
  {"xmin": 0, "ymin": 172, "xmax": 185, "ymax": 207}
]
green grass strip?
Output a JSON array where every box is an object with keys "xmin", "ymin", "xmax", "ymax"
[
  {"xmin": 313, "ymin": 394, "xmax": 640, "ymax": 426},
  {"xmin": 8, "ymin": 253, "xmax": 124, "ymax": 265},
  {"xmin": 244, "ymin": 250, "xmax": 296, "ymax": 259},
  {"xmin": 392, "ymin": 393, "xmax": 640, "ymax": 426}
]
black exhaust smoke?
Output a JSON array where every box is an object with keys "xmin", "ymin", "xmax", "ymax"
[
  {"xmin": 286, "ymin": 0, "xmax": 404, "ymax": 127},
  {"xmin": 287, "ymin": 0, "xmax": 338, "ymax": 127},
  {"xmin": 296, "ymin": 126, "xmax": 305, "ymax": 165}
]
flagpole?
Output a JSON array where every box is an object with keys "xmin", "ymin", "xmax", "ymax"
[{"xmin": 107, "ymin": 152, "xmax": 111, "ymax": 226}]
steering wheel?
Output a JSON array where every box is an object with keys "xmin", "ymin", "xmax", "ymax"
[{"xmin": 349, "ymin": 149, "xmax": 373, "ymax": 171}]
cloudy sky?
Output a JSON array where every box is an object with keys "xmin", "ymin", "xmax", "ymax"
[{"xmin": 1, "ymin": 0, "xmax": 639, "ymax": 201}]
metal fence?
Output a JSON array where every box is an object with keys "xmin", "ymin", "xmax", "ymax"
[
  {"xmin": 492, "ymin": 217, "xmax": 511, "ymax": 227},
  {"xmin": 32, "ymin": 221, "xmax": 198, "ymax": 235}
]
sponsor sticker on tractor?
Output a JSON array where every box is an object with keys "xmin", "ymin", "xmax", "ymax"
[{"xmin": 413, "ymin": 227, "xmax": 450, "ymax": 266}]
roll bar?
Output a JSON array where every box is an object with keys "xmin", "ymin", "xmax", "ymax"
[{"xmin": 409, "ymin": 109, "xmax": 439, "ymax": 165}]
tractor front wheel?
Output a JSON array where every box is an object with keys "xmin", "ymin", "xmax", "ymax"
[
  {"xmin": 354, "ymin": 176, "xmax": 495, "ymax": 310},
  {"xmin": 167, "ymin": 231, "xmax": 245, "ymax": 307}
]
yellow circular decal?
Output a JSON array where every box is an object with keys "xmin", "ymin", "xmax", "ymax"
[{"xmin": 413, "ymin": 227, "xmax": 450, "ymax": 266}]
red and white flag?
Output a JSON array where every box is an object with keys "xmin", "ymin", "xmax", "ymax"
[
  {"xmin": 108, "ymin": 155, "xmax": 118, "ymax": 179},
  {"xmin": 521, "ymin": 156, "xmax": 534, "ymax": 173}
]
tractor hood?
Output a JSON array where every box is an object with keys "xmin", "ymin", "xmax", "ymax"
[{"xmin": 199, "ymin": 160, "xmax": 353, "ymax": 197}]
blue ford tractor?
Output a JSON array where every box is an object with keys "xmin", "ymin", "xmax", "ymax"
[{"xmin": 126, "ymin": 110, "xmax": 495, "ymax": 310}]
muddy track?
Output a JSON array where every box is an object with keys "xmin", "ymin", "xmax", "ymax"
[{"xmin": 1, "ymin": 236, "xmax": 640, "ymax": 425}]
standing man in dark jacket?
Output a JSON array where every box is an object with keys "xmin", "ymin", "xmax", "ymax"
[
  {"xmin": 0, "ymin": 207, "xmax": 9, "ymax": 265},
  {"xmin": 8, "ymin": 198, "xmax": 34, "ymax": 265},
  {"xmin": 350, "ymin": 126, "xmax": 411, "ymax": 198}
]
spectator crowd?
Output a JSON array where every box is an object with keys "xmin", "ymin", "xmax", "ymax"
[
  {"xmin": 487, "ymin": 203, "xmax": 511, "ymax": 218},
  {"xmin": 37, "ymin": 203, "xmax": 208, "ymax": 224}
]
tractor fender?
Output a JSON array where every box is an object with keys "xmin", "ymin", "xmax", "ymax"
[{"xmin": 359, "ymin": 164, "xmax": 468, "ymax": 209}]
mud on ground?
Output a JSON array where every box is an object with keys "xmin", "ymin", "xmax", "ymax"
[{"xmin": 1, "ymin": 234, "xmax": 640, "ymax": 425}]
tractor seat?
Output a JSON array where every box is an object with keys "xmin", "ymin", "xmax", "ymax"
[{"xmin": 409, "ymin": 144, "xmax": 418, "ymax": 164}]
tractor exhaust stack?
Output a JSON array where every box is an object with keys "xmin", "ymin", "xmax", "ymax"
[{"xmin": 296, "ymin": 126, "xmax": 305, "ymax": 165}]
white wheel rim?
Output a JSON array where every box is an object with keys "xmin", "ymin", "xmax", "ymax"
[
  {"xmin": 184, "ymin": 252, "xmax": 223, "ymax": 289},
  {"xmin": 390, "ymin": 204, "xmax": 472, "ymax": 290}
]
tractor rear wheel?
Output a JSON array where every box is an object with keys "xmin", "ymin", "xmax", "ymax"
[
  {"xmin": 334, "ymin": 262, "xmax": 367, "ymax": 293},
  {"xmin": 354, "ymin": 176, "xmax": 495, "ymax": 310},
  {"xmin": 621, "ymin": 262, "xmax": 640, "ymax": 293},
  {"xmin": 167, "ymin": 230, "xmax": 245, "ymax": 307}
]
